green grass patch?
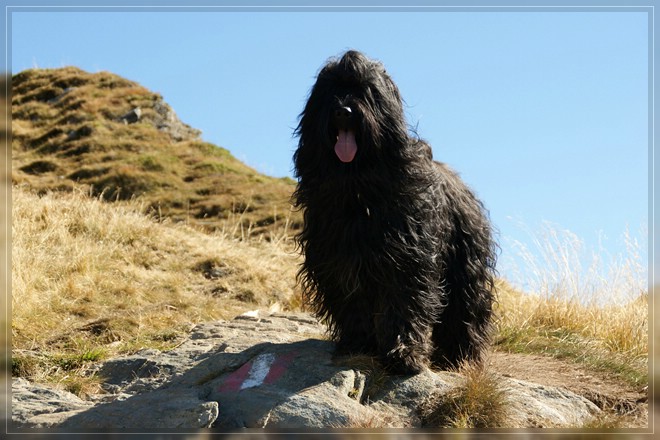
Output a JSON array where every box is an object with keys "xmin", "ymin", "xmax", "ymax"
[{"xmin": 495, "ymin": 327, "xmax": 647, "ymax": 389}]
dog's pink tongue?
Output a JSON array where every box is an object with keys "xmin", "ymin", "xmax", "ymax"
[{"xmin": 335, "ymin": 130, "xmax": 357, "ymax": 163}]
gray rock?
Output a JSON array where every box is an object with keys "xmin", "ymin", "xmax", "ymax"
[
  {"xmin": 12, "ymin": 312, "xmax": 601, "ymax": 429},
  {"xmin": 119, "ymin": 107, "xmax": 141, "ymax": 124},
  {"xmin": 152, "ymin": 99, "xmax": 201, "ymax": 141},
  {"xmin": 201, "ymin": 339, "xmax": 373, "ymax": 428},
  {"xmin": 11, "ymin": 378, "xmax": 93, "ymax": 428},
  {"xmin": 504, "ymin": 379, "xmax": 600, "ymax": 428},
  {"xmin": 60, "ymin": 389, "xmax": 218, "ymax": 429}
]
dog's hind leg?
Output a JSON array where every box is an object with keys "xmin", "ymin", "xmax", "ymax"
[{"xmin": 430, "ymin": 269, "xmax": 494, "ymax": 369}]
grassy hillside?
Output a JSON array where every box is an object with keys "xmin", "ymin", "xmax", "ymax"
[
  {"xmin": 11, "ymin": 186, "xmax": 300, "ymax": 394},
  {"xmin": 11, "ymin": 67, "xmax": 300, "ymax": 237}
]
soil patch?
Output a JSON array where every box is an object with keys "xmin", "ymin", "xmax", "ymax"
[{"xmin": 488, "ymin": 351, "xmax": 648, "ymax": 428}]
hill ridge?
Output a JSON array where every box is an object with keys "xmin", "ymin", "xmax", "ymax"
[{"xmin": 11, "ymin": 66, "xmax": 300, "ymax": 237}]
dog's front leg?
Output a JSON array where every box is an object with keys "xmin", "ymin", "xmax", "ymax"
[{"xmin": 373, "ymin": 302, "xmax": 431, "ymax": 374}]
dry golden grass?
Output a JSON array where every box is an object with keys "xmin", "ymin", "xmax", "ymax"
[
  {"xmin": 494, "ymin": 222, "xmax": 648, "ymax": 388},
  {"xmin": 11, "ymin": 185, "xmax": 300, "ymax": 394},
  {"xmin": 496, "ymin": 280, "xmax": 647, "ymax": 357},
  {"xmin": 421, "ymin": 362, "xmax": 509, "ymax": 428}
]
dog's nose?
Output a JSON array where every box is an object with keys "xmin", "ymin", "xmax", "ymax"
[{"xmin": 333, "ymin": 106, "xmax": 353, "ymax": 129}]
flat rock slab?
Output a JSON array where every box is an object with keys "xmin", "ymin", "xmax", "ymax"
[
  {"xmin": 12, "ymin": 377, "xmax": 93, "ymax": 428},
  {"xmin": 12, "ymin": 312, "xmax": 600, "ymax": 430}
]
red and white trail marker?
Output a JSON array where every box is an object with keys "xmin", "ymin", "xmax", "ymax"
[{"xmin": 218, "ymin": 351, "xmax": 297, "ymax": 393}]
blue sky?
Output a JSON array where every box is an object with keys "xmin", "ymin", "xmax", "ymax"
[{"xmin": 8, "ymin": 5, "xmax": 652, "ymax": 290}]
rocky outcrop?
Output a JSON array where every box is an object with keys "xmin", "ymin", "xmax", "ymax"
[
  {"xmin": 150, "ymin": 98, "xmax": 201, "ymax": 142},
  {"xmin": 117, "ymin": 98, "xmax": 200, "ymax": 142},
  {"xmin": 11, "ymin": 313, "xmax": 600, "ymax": 429}
]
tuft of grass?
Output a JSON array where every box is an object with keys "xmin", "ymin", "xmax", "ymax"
[
  {"xmin": 582, "ymin": 413, "xmax": 625, "ymax": 430},
  {"xmin": 11, "ymin": 186, "xmax": 301, "ymax": 395},
  {"xmin": 12, "ymin": 348, "xmax": 107, "ymax": 397},
  {"xmin": 339, "ymin": 411, "xmax": 400, "ymax": 429},
  {"xmin": 420, "ymin": 363, "xmax": 509, "ymax": 428}
]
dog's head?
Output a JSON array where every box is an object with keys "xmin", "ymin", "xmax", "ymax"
[{"xmin": 295, "ymin": 50, "xmax": 409, "ymax": 169}]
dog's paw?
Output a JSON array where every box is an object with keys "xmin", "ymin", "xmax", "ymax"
[{"xmin": 383, "ymin": 340, "xmax": 427, "ymax": 375}]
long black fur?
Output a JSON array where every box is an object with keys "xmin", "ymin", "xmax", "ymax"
[{"xmin": 293, "ymin": 50, "xmax": 497, "ymax": 374}]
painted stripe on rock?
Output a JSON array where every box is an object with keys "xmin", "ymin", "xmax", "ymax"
[
  {"xmin": 217, "ymin": 359, "xmax": 254, "ymax": 392},
  {"xmin": 218, "ymin": 351, "xmax": 298, "ymax": 392},
  {"xmin": 263, "ymin": 351, "xmax": 297, "ymax": 385},
  {"xmin": 240, "ymin": 353, "xmax": 276, "ymax": 390}
]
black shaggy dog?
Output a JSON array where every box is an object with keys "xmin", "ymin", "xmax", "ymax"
[{"xmin": 293, "ymin": 50, "xmax": 497, "ymax": 374}]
